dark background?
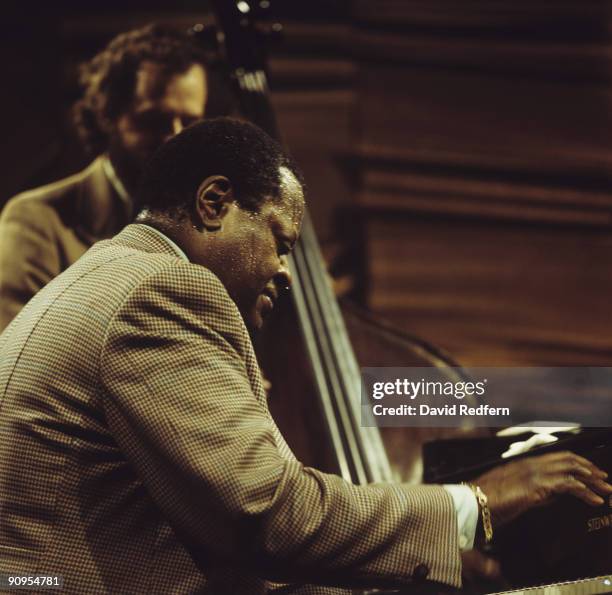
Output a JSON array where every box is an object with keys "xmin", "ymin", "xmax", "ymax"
[{"xmin": 2, "ymin": 0, "xmax": 612, "ymax": 367}]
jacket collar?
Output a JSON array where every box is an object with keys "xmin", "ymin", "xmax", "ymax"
[{"xmin": 109, "ymin": 223, "xmax": 188, "ymax": 260}]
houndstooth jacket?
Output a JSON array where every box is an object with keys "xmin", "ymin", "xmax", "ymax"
[{"xmin": 0, "ymin": 224, "xmax": 461, "ymax": 594}]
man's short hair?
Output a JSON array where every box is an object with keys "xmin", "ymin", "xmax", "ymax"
[
  {"xmin": 138, "ymin": 117, "xmax": 304, "ymax": 216},
  {"xmin": 73, "ymin": 23, "xmax": 228, "ymax": 155}
]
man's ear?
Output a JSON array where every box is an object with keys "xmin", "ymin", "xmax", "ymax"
[{"xmin": 194, "ymin": 175, "xmax": 234, "ymax": 231}]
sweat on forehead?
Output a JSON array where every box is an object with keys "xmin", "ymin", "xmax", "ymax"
[{"xmin": 275, "ymin": 167, "xmax": 306, "ymax": 220}]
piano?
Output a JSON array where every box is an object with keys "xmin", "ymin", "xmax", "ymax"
[
  {"xmin": 489, "ymin": 575, "xmax": 612, "ymax": 595},
  {"xmin": 423, "ymin": 427, "xmax": 612, "ymax": 592},
  {"xmin": 371, "ymin": 575, "xmax": 612, "ymax": 594}
]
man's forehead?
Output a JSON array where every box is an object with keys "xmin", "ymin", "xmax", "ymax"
[
  {"xmin": 277, "ymin": 167, "xmax": 305, "ymax": 227},
  {"xmin": 132, "ymin": 60, "xmax": 206, "ymax": 107}
]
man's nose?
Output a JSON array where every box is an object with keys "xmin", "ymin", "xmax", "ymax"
[
  {"xmin": 275, "ymin": 255, "xmax": 292, "ymax": 291},
  {"xmin": 161, "ymin": 119, "xmax": 184, "ymax": 144},
  {"xmin": 172, "ymin": 117, "xmax": 184, "ymax": 136}
]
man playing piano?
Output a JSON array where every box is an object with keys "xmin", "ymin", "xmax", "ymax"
[{"xmin": 0, "ymin": 118, "xmax": 609, "ymax": 594}]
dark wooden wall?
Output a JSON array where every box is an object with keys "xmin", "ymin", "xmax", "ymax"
[
  {"xmin": 350, "ymin": 1, "xmax": 612, "ymax": 366},
  {"xmin": 2, "ymin": 1, "xmax": 612, "ymax": 367}
]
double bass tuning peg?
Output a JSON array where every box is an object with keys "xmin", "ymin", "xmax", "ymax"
[
  {"xmin": 264, "ymin": 22, "xmax": 284, "ymax": 44},
  {"xmin": 235, "ymin": 0, "xmax": 272, "ymax": 15},
  {"xmin": 234, "ymin": 0, "xmax": 284, "ymax": 41},
  {"xmin": 251, "ymin": 22, "xmax": 283, "ymax": 49}
]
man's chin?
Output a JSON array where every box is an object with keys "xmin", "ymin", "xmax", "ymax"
[
  {"xmin": 245, "ymin": 295, "xmax": 276, "ymax": 332},
  {"xmin": 244, "ymin": 308, "xmax": 265, "ymax": 334}
]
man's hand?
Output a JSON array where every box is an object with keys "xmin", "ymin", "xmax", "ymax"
[
  {"xmin": 461, "ymin": 549, "xmax": 501, "ymax": 582},
  {"xmin": 475, "ymin": 451, "xmax": 612, "ymax": 529}
]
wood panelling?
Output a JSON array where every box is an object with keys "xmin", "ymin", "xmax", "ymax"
[
  {"xmin": 357, "ymin": 67, "xmax": 612, "ymax": 177},
  {"xmin": 367, "ymin": 217, "xmax": 612, "ymax": 365},
  {"xmin": 351, "ymin": 3, "xmax": 612, "ymax": 366},
  {"xmin": 353, "ymin": 1, "xmax": 611, "ymax": 35},
  {"xmin": 357, "ymin": 165, "xmax": 612, "ymax": 226}
]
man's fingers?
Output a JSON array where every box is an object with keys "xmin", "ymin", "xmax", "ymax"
[
  {"xmin": 562, "ymin": 452, "xmax": 607, "ymax": 477},
  {"xmin": 545, "ymin": 458, "xmax": 612, "ymax": 495},
  {"xmin": 547, "ymin": 462, "xmax": 594, "ymax": 480},
  {"xmin": 547, "ymin": 462, "xmax": 610, "ymax": 487},
  {"xmin": 461, "ymin": 550, "xmax": 502, "ymax": 582},
  {"xmin": 567, "ymin": 453, "xmax": 608, "ymax": 478},
  {"xmin": 559, "ymin": 476, "xmax": 605, "ymax": 506},
  {"xmin": 581, "ymin": 476, "xmax": 612, "ymax": 496},
  {"xmin": 539, "ymin": 451, "xmax": 607, "ymax": 478},
  {"xmin": 482, "ymin": 556, "xmax": 502, "ymax": 580}
]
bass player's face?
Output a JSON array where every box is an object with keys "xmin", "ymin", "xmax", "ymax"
[{"xmin": 109, "ymin": 61, "xmax": 207, "ymax": 195}]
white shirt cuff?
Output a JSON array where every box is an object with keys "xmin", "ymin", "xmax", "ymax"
[{"xmin": 443, "ymin": 484, "xmax": 478, "ymax": 551}]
